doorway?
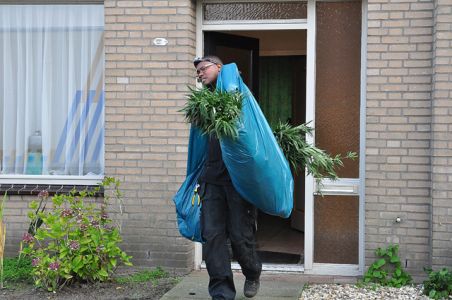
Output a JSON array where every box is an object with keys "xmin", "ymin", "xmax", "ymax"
[
  {"xmin": 204, "ymin": 30, "xmax": 307, "ymax": 264},
  {"xmin": 196, "ymin": 0, "xmax": 365, "ymax": 276}
]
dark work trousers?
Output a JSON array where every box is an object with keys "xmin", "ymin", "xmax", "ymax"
[{"xmin": 199, "ymin": 182, "xmax": 262, "ymax": 300}]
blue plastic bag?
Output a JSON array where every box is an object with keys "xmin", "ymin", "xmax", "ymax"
[
  {"xmin": 217, "ymin": 63, "xmax": 294, "ymax": 218},
  {"xmin": 173, "ymin": 126, "xmax": 207, "ymax": 242},
  {"xmin": 173, "ymin": 63, "xmax": 294, "ymax": 242}
]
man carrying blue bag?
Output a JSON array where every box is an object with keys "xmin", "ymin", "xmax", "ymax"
[
  {"xmin": 195, "ymin": 56, "xmax": 262, "ymax": 299},
  {"xmin": 174, "ymin": 55, "xmax": 294, "ymax": 299}
]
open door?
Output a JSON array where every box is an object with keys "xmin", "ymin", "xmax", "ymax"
[
  {"xmin": 204, "ymin": 30, "xmax": 307, "ymax": 264},
  {"xmin": 257, "ymin": 55, "xmax": 306, "ymax": 263},
  {"xmin": 204, "ymin": 32, "xmax": 259, "ymax": 95}
]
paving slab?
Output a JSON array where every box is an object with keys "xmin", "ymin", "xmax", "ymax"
[{"xmin": 161, "ymin": 270, "xmax": 357, "ymax": 300}]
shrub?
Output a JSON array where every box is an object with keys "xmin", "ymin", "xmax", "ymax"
[
  {"xmin": 363, "ymin": 244, "xmax": 412, "ymax": 288},
  {"xmin": 21, "ymin": 177, "xmax": 132, "ymax": 291},
  {"xmin": 423, "ymin": 268, "xmax": 452, "ymax": 299}
]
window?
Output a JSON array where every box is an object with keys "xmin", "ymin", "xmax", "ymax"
[{"xmin": 0, "ymin": 5, "xmax": 104, "ymax": 180}]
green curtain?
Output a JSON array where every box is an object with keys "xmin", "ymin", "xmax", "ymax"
[{"xmin": 258, "ymin": 56, "xmax": 293, "ymax": 126}]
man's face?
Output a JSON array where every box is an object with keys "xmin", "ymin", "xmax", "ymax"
[{"xmin": 196, "ymin": 61, "xmax": 221, "ymax": 85}]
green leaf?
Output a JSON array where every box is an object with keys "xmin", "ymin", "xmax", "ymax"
[
  {"xmin": 29, "ymin": 200, "xmax": 39, "ymax": 210},
  {"xmin": 390, "ymin": 255, "xmax": 400, "ymax": 263},
  {"xmin": 98, "ymin": 269, "xmax": 108, "ymax": 277},
  {"xmin": 373, "ymin": 271, "xmax": 382, "ymax": 278},
  {"xmin": 110, "ymin": 258, "xmax": 117, "ymax": 267},
  {"xmin": 375, "ymin": 258, "xmax": 386, "ymax": 268}
]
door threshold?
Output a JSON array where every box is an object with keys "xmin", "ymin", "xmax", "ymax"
[{"xmin": 201, "ymin": 262, "xmax": 305, "ymax": 273}]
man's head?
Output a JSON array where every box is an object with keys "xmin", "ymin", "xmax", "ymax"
[{"xmin": 194, "ymin": 55, "xmax": 223, "ymax": 86}]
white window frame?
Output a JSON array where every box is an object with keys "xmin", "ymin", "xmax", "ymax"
[
  {"xmin": 0, "ymin": 175, "xmax": 103, "ymax": 186},
  {"xmin": 195, "ymin": 0, "xmax": 366, "ymax": 276},
  {"xmin": 0, "ymin": 3, "xmax": 105, "ymax": 186}
]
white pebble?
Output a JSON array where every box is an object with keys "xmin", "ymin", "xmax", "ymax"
[{"xmin": 300, "ymin": 284, "xmax": 431, "ymax": 300}]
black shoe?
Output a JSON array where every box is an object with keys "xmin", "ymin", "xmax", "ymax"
[{"xmin": 243, "ymin": 279, "xmax": 260, "ymax": 298}]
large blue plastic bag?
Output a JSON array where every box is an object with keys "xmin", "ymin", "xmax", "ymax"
[
  {"xmin": 218, "ymin": 63, "xmax": 294, "ymax": 218},
  {"xmin": 173, "ymin": 125, "xmax": 207, "ymax": 242}
]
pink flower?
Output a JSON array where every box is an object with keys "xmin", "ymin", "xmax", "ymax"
[
  {"xmin": 38, "ymin": 190, "xmax": 49, "ymax": 199},
  {"xmin": 48, "ymin": 261, "xmax": 60, "ymax": 271},
  {"xmin": 61, "ymin": 208, "xmax": 73, "ymax": 218},
  {"xmin": 103, "ymin": 224, "xmax": 114, "ymax": 232},
  {"xmin": 31, "ymin": 258, "xmax": 40, "ymax": 267},
  {"xmin": 22, "ymin": 232, "xmax": 34, "ymax": 244},
  {"xmin": 68, "ymin": 240, "xmax": 80, "ymax": 251}
]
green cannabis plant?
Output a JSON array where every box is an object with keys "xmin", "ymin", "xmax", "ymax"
[
  {"xmin": 181, "ymin": 87, "xmax": 243, "ymax": 139},
  {"xmin": 272, "ymin": 122, "xmax": 357, "ymax": 178}
]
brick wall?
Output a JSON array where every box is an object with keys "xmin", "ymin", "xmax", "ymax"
[
  {"xmin": 3, "ymin": 196, "xmax": 32, "ymax": 256},
  {"xmin": 104, "ymin": 0, "xmax": 196, "ymax": 274},
  {"xmin": 366, "ymin": 0, "xmax": 434, "ymax": 280},
  {"xmin": 431, "ymin": 0, "xmax": 452, "ymax": 270}
]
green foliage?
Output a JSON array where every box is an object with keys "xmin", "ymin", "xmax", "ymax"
[
  {"xmin": 181, "ymin": 87, "xmax": 243, "ymax": 139},
  {"xmin": 423, "ymin": 268, "xmax": 452, "ymax": 299},
  {"xmin": 0, "ymin": 192, "xmax": 6, "ymax": 221},
  {"xmin": 21, "ymin": 177, "xmax": 132, "ymax": 292},
  {"xmin": 115, "ymin": 267, "xmax": 168, "ymax": 285},
  {"xmin": 363, "ymin": 244, "xmax": 412, "ymax": 288},
  {"xmin": 272, "ymin": 122, "xmax": 357, "ymax": 178},
  {"xmin": 2, "ymin": 256, "xmax": 33, "ymax": 285},
  {"xmin": 0, "ymin": 192, "xmax": 7, "ymax": 289}
]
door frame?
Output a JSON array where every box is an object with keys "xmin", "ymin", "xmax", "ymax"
[{"xmin": 195, "ymin": 0, "xmax": 367, "ymax": 277}]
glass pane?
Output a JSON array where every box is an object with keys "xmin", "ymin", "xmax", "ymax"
[
  {"xmin": 315, "ymin": 1, "xmax": 361, "ymax": 178},
  {"xmin": 314, "ymin": 195, "xmax": 359, "ymax": 264},
  {"xmin": 0, "ymin": 5, "xmax": 104, "ymax": 176},
  {"xmin": 203, "ymin": 2, "xmax": 307, "ymax": 21}
]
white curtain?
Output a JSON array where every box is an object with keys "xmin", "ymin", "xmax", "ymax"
[{"xmin": 0, "ymin": 5, "xmax": 104, "ymax": 176}]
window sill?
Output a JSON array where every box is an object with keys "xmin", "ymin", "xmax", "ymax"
[
  {"xmin": 0, "ymin": 183, "xmax": 103, "ymax": 197},
  {"xmin": 0, "ymin": 175, "xmax": 103, "ymax": 185},
  {"xmin": 0, "ymin": 175, "xmax": 104, "ymax": 196}
]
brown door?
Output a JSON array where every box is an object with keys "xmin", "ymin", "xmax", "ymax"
[{"xmin": 204, "ymin": 31, "xmax": 259, "ymax": 95}]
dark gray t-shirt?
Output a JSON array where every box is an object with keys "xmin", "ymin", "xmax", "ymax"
[{"xmin": 199, "ymin": 135, "xmax": 232, "ymax": 185}]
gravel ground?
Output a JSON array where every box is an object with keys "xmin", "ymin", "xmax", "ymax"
[{"xmin": 300, "ymin": 284, "xmax": 434, "ymax": 300}]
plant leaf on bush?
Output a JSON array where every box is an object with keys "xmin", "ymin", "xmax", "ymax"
[
  {"xmin": 21, "ymin": 177, "xmax": 132, "ymax": 292},
  {"xmin": 423, "ymin": 267, "xmax": 452, "ymax": 299},
  {"xmin": 181, "ymin": 87, "xmax": 243, "ymax": 139},
  {"xmin": 363, "ymin": 244, "xmax": 412, "ymax": 288}
]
